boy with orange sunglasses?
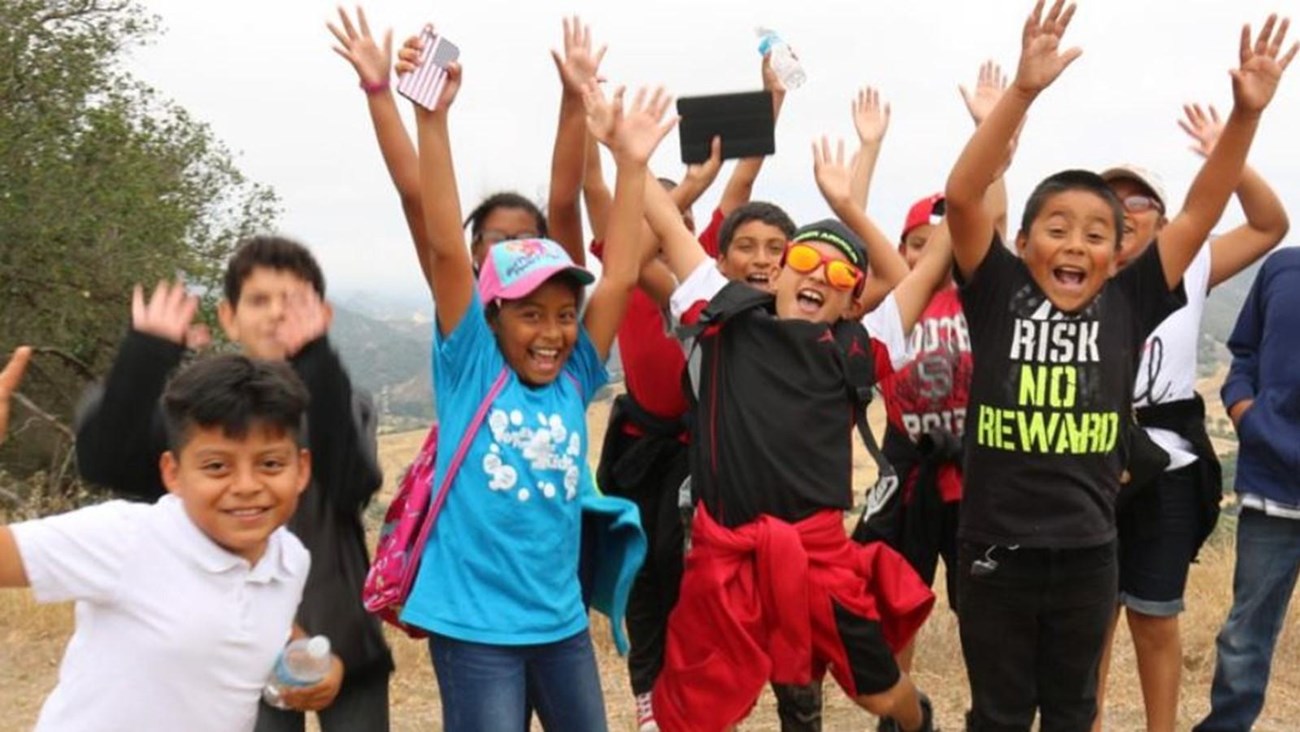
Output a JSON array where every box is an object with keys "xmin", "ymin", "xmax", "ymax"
[{"xmin": 634, "ymin": 143, "xmax": 939, "ymax": 731}]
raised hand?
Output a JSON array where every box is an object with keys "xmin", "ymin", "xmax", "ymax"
[
  {"xmin": 551, "ymin": 15, "xmax": 606, "ymax": 95},
  {"xmin": 0, "ymin": 346, "xmax": 32, "ymax": 446},
  {"xmin": 683, "ymin": 136, "xmax": 724, "ymax": 192},
  {"xmin": 582, "ymin": 82, "xmax": 677, "ymax": 165},
  {"xmin": 1178, "ymin": 103, "xmax": 1225, "ymax": 158},
  {"xmin": 812, "ymin": 136, "xmax": 857, "ymax": 210},
  {"xmin": 132, "ymin": 281, "xmax": 208, "ymax": 348},
  {"xmin": 395, "ymin": 29, "xmax": 462, "ymax": 112},
  {"xmin": 1013, "ymin": 0, "xmax": 1081, "ymax": 96},
  {"xmin": 852, "ymin": 87, "xmax": 891, "ymax": 147},
  {"xmin": 1231, "ymin": 14, "xmax": 1298, "ymax": 114},
  {"xmin": 328, "ymin": 5, "xmax": 392, "ymax": 88},
  {"xmin": 275, "ymin": 286, "xmax": 333, "ymax": 358},
  {"xmin": 960, "ymin": 60, "xmax": 1009, "ymax": 125}
]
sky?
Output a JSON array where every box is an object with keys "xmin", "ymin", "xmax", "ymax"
[{"xmin": 127, "ymin": 0, "xmax": 1300, "ymax": 303}]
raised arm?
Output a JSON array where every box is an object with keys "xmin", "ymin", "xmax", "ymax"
[
  {"xmin": 0, "ymin": 346, "xmax": 31, "ymax": 447},
  {"xmin": 718, "ymin": 54, "xmax": 787, "ymax": 216},
  {"xmin": 670, "ymin": 136, "xmax": 724, "ymax": 214},
  {"xmin": 848, "ymin": 87, "xmax": 890, "ymax": 210},
  {"xmin": 946, "ymin": 0, "xmax": 1080, "ymax": 279},
  {"xmin": 582, "ymin": 131, "xmax": 613, "ymax": 243},
  {"xmin": 581, "ymin": 84, "xmax": 677, "ymax": 360},
  {"xmin": 813, "ymin": 136, "xmax": 908, "ymax": 313},
  {"xmin": 399, "ymin": 31, "xmax": 475, "ymax": 336},
  {"xmin": 1156, "ymin": 16, "xmax": 1295, "ymax": 290},
  {"xmin": 960, "ymin": 60, "xmax": 1013, "ymax": 239},
  {"xmin": 329, "ymin": 8, "xmax": 433, "ymax": 291},
  {"xmin": 644, "ymin": 173, "xmax": 709, "ymax": 283},
  {"xmin": 549, "ymin": 16, "xmax": 606, "ymax": 265},
  {"xmin": 1176, "ymin": 103, "xmax": 1291, "ymax": 290}
]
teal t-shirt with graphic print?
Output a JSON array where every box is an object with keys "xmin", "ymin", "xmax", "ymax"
[{"xmin": 401, "ymin": 291, "xmax": 608, "ymax": 644}]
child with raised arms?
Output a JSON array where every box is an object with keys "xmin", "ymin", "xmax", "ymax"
[
  {"xmin": 395, "ymin": 28, "xmax": 675, "ymax": 730},
  {"xmin": 942, "ymin": 2, "xmax": 1294, "ymax": 728}
]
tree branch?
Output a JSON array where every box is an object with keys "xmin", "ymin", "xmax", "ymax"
[{"xmin": 11, "ymin": 392, "xmax": 75, "ymax": 441}]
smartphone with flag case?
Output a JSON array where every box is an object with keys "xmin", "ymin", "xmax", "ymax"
[{"xmin": 397, "ymin": 27, "xmax": 460, "ymax": 111}]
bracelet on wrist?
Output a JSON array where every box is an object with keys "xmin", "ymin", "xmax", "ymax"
[{"xmin": 360, "ymin": 78, "xmax": 391, "ymax": 95}]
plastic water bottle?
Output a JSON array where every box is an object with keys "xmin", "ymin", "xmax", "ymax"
[
  {"xmin": 263, "ymin": 636, "xmax": 332, "ymax": 708},
  {"xmin": 755, "ymin": 27, "xmax": 805, "ymax": 89}
]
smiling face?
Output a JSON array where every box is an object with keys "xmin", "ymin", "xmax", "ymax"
[
  {"xmin": 718, "ymin": 220, "xmax": 789, "ymax": 291},
  {"xmin": 490, "ymin": 277, "xmax": 580, "ymax": 386},
  {"xmin": 1107, "ymin": 177, "xmax": 1167, "ymax": 270},
  {"xmin": 772, "ymin": 241, "xmax": 857, "ymax": 324},
  {"xmin": 161, "ymin": 422, "xmax": 310, "ymax": 565},
  {"xmin": 1017, "ymin": 189, "xmax": 1120, "ymax": 313}
]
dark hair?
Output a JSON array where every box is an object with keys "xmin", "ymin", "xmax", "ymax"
[
  {"xmin": 718, "ymin": 201, "xmax": 796, "ymax": 254},
  {"xmin": 1020, "ymin": 170, "xmax": 1125, "ymax": 248},
  {"xmin": 162, "ymin": 354, "xmax": 310, "ymax": 452},
  {"xmin": 464, "ymin": 192, "xmax": 548, "ymax": 244},
  {"xmin": 656, "ymin": 177, "xmax": 678, "ymax": 191},
  {"xmin": 223, "ymin": 236, "xmax": 326, "ymax": 307}
]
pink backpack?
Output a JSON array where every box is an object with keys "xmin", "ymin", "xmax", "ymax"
[{"xmin": 363, "ymin": 368, "xmax": 508, "ymax": 637}]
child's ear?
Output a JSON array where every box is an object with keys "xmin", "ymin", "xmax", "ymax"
[
  {"xmin": 1014, "ymin": 231, "xmax": 1029, "ymax": 256},
  {"xmin": 294, "ymin": 449, "xmax": 312, "ymax": 496},
  {"xmin": 160, "ymin": 451, "xmax": 182, "ymax": 496},
  {"xmin": 217, "ymin": 300, "xmax": 239, "ymax": 341}
]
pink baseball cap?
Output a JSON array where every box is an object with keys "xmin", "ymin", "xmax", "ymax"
[
  {"xmin": 901, "ymin": 193, "xmax": 945, "ymax": 240},
  {"xmin": 477, "ymin": 238, "xmax": 594, "ymax": 304}
]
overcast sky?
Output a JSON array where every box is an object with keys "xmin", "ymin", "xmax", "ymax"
[{"xmin": 128, "ymin": 0, "xmax": 1300, "ymax": 302}]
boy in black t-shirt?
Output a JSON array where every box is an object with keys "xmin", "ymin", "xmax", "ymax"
[
  {"xmin": 943, "ymin": 2, "xmax": 1295, "ymax": 730},
  {"xmin": 638, "ymin": 150, "xmax": 936, "ymax": 731}
]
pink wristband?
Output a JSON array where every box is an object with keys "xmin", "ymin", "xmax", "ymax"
[{"xmin": 360, "ymin": 78, "xmax": 390, "ymax": 95}]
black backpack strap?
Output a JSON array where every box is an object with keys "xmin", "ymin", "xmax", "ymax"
[{"xmin": 831, "ymin": 321, "xmax": 899, "ymax": 527}]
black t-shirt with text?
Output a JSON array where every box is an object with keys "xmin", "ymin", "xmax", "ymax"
[
  {"xmin": 684, "ymin": 285, "xmax": 874, "ymax": 528},
  {"xmin": 956, "ymin": 238, "xmax": 1185, "ymax": 548}
]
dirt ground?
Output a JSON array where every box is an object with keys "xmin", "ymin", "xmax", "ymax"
[{"xmin": 4, "ymin": 376, "xmax": 1300, "ymax": 730}]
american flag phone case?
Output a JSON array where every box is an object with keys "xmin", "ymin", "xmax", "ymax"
[{"xmin": 396, "ymin": 28, "xmax": 460, "ymax": 111}]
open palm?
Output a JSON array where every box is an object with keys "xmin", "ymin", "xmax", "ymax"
[
  {"xmin": 1231, "ymin": 15, "xmax": 1297, "ymax": 113},
  {"xmin": 1014, "ymin": 0, "xmax": 1081, "ymax": 95}
]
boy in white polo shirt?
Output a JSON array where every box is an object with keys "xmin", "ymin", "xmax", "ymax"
[{"xmin": 0, "ymin": 354, "xmax": 318, "ymax": 732}]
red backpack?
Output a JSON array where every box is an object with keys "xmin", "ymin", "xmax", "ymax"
[{"xmin": 362, "ymin": 368, "xmax": 508, "ymax": 637}]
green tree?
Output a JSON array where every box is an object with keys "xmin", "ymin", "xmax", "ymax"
[{"xmin": 0, "ymin": 0, "xmax": 278, "ymax": 504}]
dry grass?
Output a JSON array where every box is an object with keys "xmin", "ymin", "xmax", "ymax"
[{"xmin": 5, "ymin": 380, "xmax": 1300, "ymax": 730}]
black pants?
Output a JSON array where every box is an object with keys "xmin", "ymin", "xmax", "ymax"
[
  {"xmin": 957, "ymin": 541, "xmax": 1117, "ymax": 732},
  {"xmin": 597, "ymin": 425, "xmax": 689, "ymax": 694}
]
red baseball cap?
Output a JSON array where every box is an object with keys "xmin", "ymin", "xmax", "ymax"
[{"xmin": 901, "ymin": 193, "xmax": 945, "ymax": 241}]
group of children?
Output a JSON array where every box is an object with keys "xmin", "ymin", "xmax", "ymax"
[{"xmin": 1, "ymin": 1, "xmax": 1298, "ymax": 731}]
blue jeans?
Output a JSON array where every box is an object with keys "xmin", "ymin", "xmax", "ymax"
[
  {"xmin": 1194, "ymin": 509, "xmax": 1300, "ymax": 732},
  {"xmin": 430, "ymin": 630, "xmax": 608, "ymax": 732}
]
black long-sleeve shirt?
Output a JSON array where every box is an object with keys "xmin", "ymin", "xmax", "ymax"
[{"xmin": 76, "ymin": 330, "xmax": 394, "ymax": 679}]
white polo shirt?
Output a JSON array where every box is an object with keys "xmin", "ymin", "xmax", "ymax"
[{"xmin": 12, "ymin": 494, "xmax": 310, "ymax": 732}]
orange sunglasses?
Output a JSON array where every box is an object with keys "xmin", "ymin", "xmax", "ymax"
[{"xmin": 782, "ymin": 242, "xmax": 864, "ymax": 292}]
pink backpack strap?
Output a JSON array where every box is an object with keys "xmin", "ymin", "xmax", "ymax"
[{"xmin": 399, "ymin": 367, "xmax": 511, "ymax": 598}]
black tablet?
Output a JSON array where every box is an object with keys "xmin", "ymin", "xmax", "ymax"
[{"xmin": 676, "ymin": 91, "xmax": 775, "ymax": 164}]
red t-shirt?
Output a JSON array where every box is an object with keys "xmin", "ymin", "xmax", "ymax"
[{"xmin": 876, "ymin": 287, "xmax": 972, "ymax": 502}]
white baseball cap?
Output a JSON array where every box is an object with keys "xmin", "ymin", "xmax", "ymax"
[{"xmin": 1100, "ymin": 164, "xmax": 1168, "ymax": 211}]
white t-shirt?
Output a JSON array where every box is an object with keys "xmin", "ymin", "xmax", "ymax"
[
  {"xmin": 12, "ymin": 495, "xmax": 310, "ymax": 732},
  {"xmin": 1133, "ymin": 245, "xmax": 1212, "ymax": 469},
  {"xmin": 862, "ymin": 294, "xmax": 911, "ymax": 371}
]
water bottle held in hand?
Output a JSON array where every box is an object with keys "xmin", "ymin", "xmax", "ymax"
[
  {"xmin": 263, "ymin": 636, "xmax": 332, "ymax": 709},
  {"xmin": 755, "ymin": 27, "xmax": 805, "ymax": 89}
]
